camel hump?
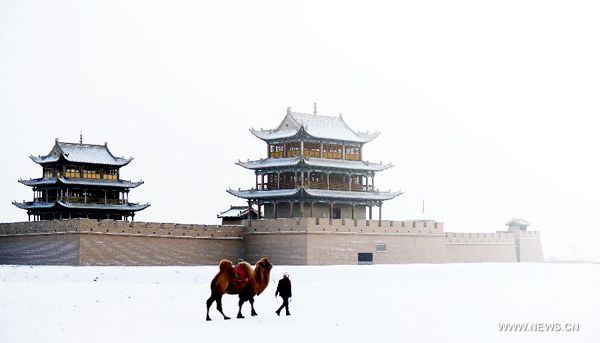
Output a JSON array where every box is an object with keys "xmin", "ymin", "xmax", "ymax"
[
  {"xmin": 219, "ymin": 259, "xmax": 233, "ymax": 273},
  {"xmin": 239, "ymin": 261, "xmax": 252, "ymax": 275}
]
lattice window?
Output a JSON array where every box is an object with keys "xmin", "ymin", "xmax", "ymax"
[
  {"xmin": 83, "ymin": 167, "xmax": 100, "ymax": 179},
  {"xmin": 269, "ymin": 144, "xmax": 284, "ymax": 158},
  {"xmin": 287, "ymin": 142, "xmax": 301, "ymax": 157},
  {"xmin": 345, "ymin": 145, "xmax": 360, "ymax": 160},
  {"xmin": 104, "ymin": 168, "xmax": 118, "ymax": 180},
  {"xmin": 43, "ymin": 167, "xmax": 53, "ymax": 179},
  {"xmin": 65, "ymin": 166, "xmax": 79, "ymax": 178}
]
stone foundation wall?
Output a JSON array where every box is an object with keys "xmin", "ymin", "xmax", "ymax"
[
  {"xmin": 0, "ymin": 235, "xmax": 80, "ymax": 265},
  {"xmin": 307, "ymin": 233, "xmax": 447, "ymax": 265}
]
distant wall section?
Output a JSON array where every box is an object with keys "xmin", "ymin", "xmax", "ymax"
[
  {"xmin": 513, "ymin": 230, "xmax": 544, "ymax": 262},
  {"xmin": 445, "ymin": 232, "xmax": 517, "ymax": 263}
]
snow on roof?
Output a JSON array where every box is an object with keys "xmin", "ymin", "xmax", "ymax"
[
  {"xmin": 227, "ymin": 187, "xmax": 402, "ymax": 201},
  {"xmin": 505, "ymin": 218, "xmax": 531, "ymax": 227},
  {"xmin": 13, "ymin": 201, "xmax": 150, "ymax": 211},
  {"xmin": 31, "ymin": 141, "xmax": 133, "ymax": 166},
  {"xmin": 12, "ymin": 201, "xmax": 55, "ymax": 209},
  {"xmin": 250, "ymin": 110, "xmax": 379, "ymax": 144},
  {"xmin": 217, "ymin": 206, "xmax": 256, "ymax": 218},
  {"xmin": 19, "ymin": 177, "xmax": 143, "ymax": 189},
  {"xmin": 236, "ymin": 156, "xmax": 393, "ymax": 172},
  {"xmin": 57, "ymin": 201, "xmax": 150, "ymax": 211}
]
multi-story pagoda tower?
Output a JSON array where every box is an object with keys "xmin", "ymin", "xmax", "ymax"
[
  {"xmin": 13, "ymin": 138, "xmax": 150, "ymax": 221},
  {"xmin": 228, "ymin": 106, "xmax": 402, "ymax": 220}
]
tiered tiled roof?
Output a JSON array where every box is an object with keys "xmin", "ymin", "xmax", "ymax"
[
  {"xmin": 30, "ymin": 141, "xmax": 132, "ymax": 166},
  {"xmin": 250, "ymin": 110, "xmax": 379, "ymax": 143}
]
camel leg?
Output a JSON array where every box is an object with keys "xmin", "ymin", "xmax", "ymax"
[
  {"xmin": 206, "ymin": 295, "xmax": 214, "ymax": 321},
  {"xmin": 216, "ymin": 295, "xmax": 230, "ymax": 320},
  {"xmin": 249, "ymin": 297, "xmax": 257, "ymax": 316},
  {"xmin": 237, "ymin": 297, "xmax": 247, "ymax": 319}
]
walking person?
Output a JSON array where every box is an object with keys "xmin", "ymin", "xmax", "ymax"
[{"xmin": 275, "ymin": 272, "xmax": 292, "ymax": 316}]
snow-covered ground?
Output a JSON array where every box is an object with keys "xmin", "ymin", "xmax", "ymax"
[{"xmin": 0, "ymin": 263, "xmax": 598, "ymax": 343}]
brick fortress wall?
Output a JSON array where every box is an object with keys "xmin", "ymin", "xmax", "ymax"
[
  {"xmin": 0, "ymin": 219, "xmax": 544, "ymax": 265},
  {"xmin": 0, "ymin": 219, "xmax": 244, "ymax": 266}
]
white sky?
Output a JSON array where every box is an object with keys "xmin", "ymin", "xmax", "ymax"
[{"xmin": 1, "ymin": 1, "xmax": 599, "ymax": 259}]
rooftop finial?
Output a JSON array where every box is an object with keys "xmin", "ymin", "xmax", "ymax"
[
  {"xmin": 287, "ymin": 107, "xmax": 291, "ymax": 115},
  {"xmin": 313, "ymin": 102, "xmax": 317, "ymax": 115},
  {"xmin": 79, "ymin": 132, "xmax": 83, "ymax": 144}
]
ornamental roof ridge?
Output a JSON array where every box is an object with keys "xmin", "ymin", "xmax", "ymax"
[
  {"xmin": 58, "ymin": 140, "xmax": 130, "ymax": 160},
  {"xmin": 250, "ymin": 107, "xmax": 380, "ymax": 144}
]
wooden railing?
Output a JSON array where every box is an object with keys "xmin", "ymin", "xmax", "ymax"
[
  {"xmin": 64, "ymin": 197, "xmax": 124, "ymax": 205},
  {"xmin": 264, "ymin": 182, "xmax": 372, "ymax": 192}
]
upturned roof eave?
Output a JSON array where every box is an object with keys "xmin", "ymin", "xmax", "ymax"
[
  {"xmin": 29, "ymin": 154, "xmax": 133, "ymax": 167},
  {"xmin": 56, "ymin": 201, "xmax": 151, "ymax": 211},
  {"xmin": 12, "ymin": 201, "xmax": 151, "ymax": 212},
  {"xmin": 18, "ymin": 177, "xmax": 144, "ymax": 189},
  {"xmin": 227, "ymin": 187, "xmax": 403, "ymax": 202},
  {"xmin": 236, "ymin": 156, "xmax": 393, "ymax": 172}
]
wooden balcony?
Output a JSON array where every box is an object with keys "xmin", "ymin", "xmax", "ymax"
[{"xmin": 64, "ymin": 197, "xmax": 125, "ymax": 205}]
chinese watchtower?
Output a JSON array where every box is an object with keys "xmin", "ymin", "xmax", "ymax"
[
  {"xmin": 13, "ymin": 138, "xmax": 150, "ymax": 221},
  {"xmin": 228, "ymin": 106, "xmax": 402, "ymax": 220}
]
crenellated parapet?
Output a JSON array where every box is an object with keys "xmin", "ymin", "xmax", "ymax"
[
  {"xmin": 245, "ymin": 218, "xmax": 444, "ymax": 235},
  {"xmin": 0, "ymin": 219, "xmax": 244, "ymax": 240},
  {"xmin": 446, "ymin": 232, "xmax": 516, "ymax": 245}
]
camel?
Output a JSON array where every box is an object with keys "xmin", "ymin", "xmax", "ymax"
[{"xmin": 206, "ymin": 257, "xmax": 273, "ymax": 321}]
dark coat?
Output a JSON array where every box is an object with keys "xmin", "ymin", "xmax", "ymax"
[{"xmin": 275, "ymin": 277, "xmax": 292, "ymax": 299}]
